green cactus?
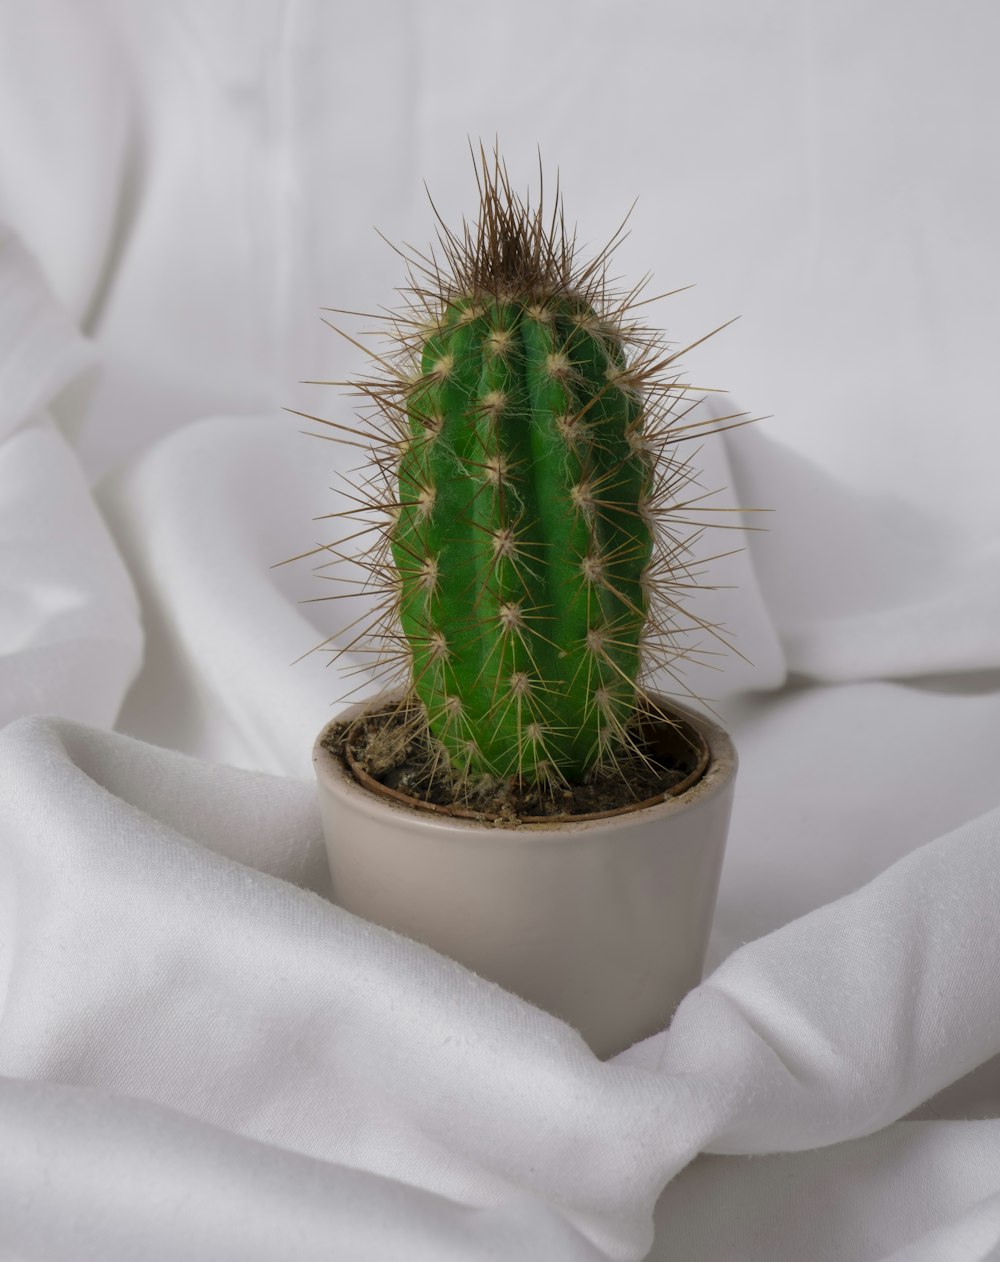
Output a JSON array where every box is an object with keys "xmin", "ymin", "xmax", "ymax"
[
  {"xmin": 303, "ymin": 148, "xmax": 740, "ymax": 794},
  {"xmin": 394, "ymin": 292, "xmax": 652, "ymax": 783}
]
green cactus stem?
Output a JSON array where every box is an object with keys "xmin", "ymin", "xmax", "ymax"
[{"xmin": 393, "ymin": 293, "xmax": 652, "ymax": 782}]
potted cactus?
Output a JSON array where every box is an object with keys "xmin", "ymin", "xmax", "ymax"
[{"xmin": 307, "ymin": 150, "xmax": 740, "ymax": 1058}]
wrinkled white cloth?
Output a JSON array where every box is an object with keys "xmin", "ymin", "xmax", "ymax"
[
  {"xmin": 2, "ymin": 715, "xmax": 1000, "ymax": 1262},
  {"xmin": 2, "ymin": 3, "xmax": 1000, "ymax": 1260}
]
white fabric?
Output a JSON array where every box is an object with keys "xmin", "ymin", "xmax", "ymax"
[
  {"xmin": 2, "ymin": 716, "xmax": 1000, "ymax": 1261},
  {"xmin": 1, "ymin": 2, "xmax": 999, "ymax": 1258},
  {"xmin": 0, "ymin": 238, "xmax": 142, "ymax": 730}
]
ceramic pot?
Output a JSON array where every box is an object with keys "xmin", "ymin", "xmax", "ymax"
[{"xmin": 313, "ymin": 693, "xmax": 736, "ymax": 1058}]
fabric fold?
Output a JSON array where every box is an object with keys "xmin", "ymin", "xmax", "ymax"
[
  {"xmin": 0, "ymin": 229, "xmax": 142, "ymax": 729},
  {"xmin": 3, "ymin": 715, "xmax": 1000, "ymax": 1260},
  {"xmin": 0, "ymin": 1076, "xmax": 607, "ymax": 1262},
  {"xmin": 729, "ymin": 428, "xmax": 1000, "ymax": 682},
  {"xmin": 0, "ymin": 233, "xmax": 99, "ymax": 446}
]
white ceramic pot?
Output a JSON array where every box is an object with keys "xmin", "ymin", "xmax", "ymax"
[{"xmin": 313, "ymin": 694, "xmax": 736, "ymax": 1058}]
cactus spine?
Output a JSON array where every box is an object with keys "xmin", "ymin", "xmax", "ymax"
[{"xmin": 308, "ymin": 149, "xmax": 737, "ymax": 794}]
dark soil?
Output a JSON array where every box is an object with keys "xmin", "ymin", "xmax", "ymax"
[{"xmin": 322, "ymin": 696, "xmax": 706, "ymax": 824}]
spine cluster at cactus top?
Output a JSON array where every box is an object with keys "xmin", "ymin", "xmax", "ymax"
[{"xmin": 304, "ymin": 148, "xmax": 742, "ymax": 792}]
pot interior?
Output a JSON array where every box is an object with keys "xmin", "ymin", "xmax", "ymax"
[{"xmin": 336, "ymin": 697, "xmax": 711, "ymax": 826}]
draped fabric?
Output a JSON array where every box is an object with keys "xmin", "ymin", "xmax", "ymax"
[{"xmin": 2, "ymin": 4, "xmax": 998, "ymax": 1258}]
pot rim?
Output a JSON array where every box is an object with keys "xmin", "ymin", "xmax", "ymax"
[{"xmin": 314, "ymin": 690, "xmax": 737, "ymax": 837}]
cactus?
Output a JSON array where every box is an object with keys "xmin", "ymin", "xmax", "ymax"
[
  {"xmin": 395, "ymin": 288, "xmax": 651, "ymax": 784},
  {"xmin": 301, "ymin": 148, "xmax": 741, "ymax": 794}
]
